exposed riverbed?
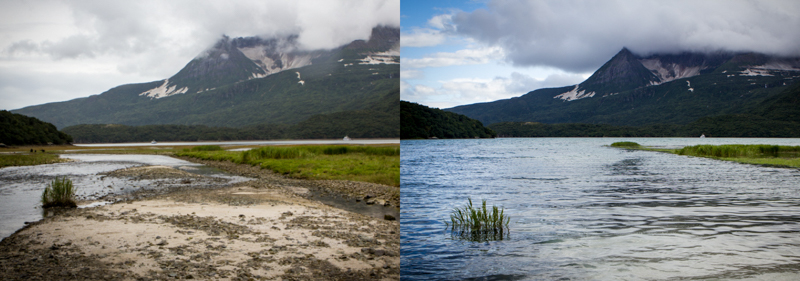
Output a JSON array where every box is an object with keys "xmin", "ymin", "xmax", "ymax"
[{"xmin": 0, "ymin": 153, "xmax": 400, "ymax": 279}]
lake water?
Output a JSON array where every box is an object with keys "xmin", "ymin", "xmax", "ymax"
[{"xmin": 401, "ymin": 138, "xmax": 800, "ymax": 280}]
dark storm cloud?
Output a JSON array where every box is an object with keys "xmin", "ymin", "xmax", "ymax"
[{"xmin": 451, "ymin": 0, "xmax": 800, "ymax": 73}]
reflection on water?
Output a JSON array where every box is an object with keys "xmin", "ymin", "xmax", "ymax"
[{"xmin": 401, "ymin": 138, "xmax": 800, "ymax": 280}]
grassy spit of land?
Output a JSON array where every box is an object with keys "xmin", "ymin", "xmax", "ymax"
[
  {"xmin": 176, "ymin": 145, "xmax": 400, "ymax": 187},
  {"xmin": 611, "ymin": 142, "xmax": 800, "ymax": 169}
]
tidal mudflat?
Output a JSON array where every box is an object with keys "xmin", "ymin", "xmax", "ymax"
[{"xmin": 0, "ymin": 153, "xmax": 399, "ymax": 280}]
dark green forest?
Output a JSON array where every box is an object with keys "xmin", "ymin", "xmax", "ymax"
[
  {"xmin": 0, "ymin": 111, "xmax": 73, "ymax": 145},
  {"xmin": 63, "ymin": 107, "xmax": 398, "ymax": 143},
  {"xmin": 400, "ymin": 101, "xmax": 495, "ymax": 139}
]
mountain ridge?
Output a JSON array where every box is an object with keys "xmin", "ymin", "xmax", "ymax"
[
  {"xmin": 447, "ymin": 48, "xmax": 800, "ymax": 127},
  {"xmin": 12, "ymin": 26, "xmax": 400, "ymax": 132}
]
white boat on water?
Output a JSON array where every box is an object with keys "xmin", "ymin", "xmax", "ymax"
[
  {"xmin": 343, "ymin": 136, "xmax": 351, "ymax": 141},
  {"xmin": 151, "ymin": 140, "xmax": 157, "ymax": 144},
  {"xmin": 700, "ymin": 134, "xmax": 705, "ymax": 138}
]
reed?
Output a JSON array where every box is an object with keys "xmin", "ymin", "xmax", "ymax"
[
  {"xmin": 41, "ymin": 177, "xmax": 77, "ymax": 208},
  {"xmin": 610, "ymin": 141, "xmax": 641, "ymax": 148},
  {"xmin": 242, "ymin": 146, "xmax": 315, "ymax": 161},
  {"xmin": 445, "ymin": 198, "xmax": 510, "ymax": 241},
  {"xmin": 189, "ymin": 145, "xmax": 223, "ymax": 152},
  {"xmin": 677, "ymin": 144, "xmax": 800, "ymax": 158},
  {"xmin": 0, "ymin": 154, "xmax": 66, "ymax": 168},
  {"xmin": 177, "ymin": 144, "xmax": 400, "ymax": 186}
]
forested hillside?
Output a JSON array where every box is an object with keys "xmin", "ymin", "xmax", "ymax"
[
  {"xmin": 400, "ymin": 101, "xmax": 495, "ymax": 139},
  {"xmin": 0, "ymin": 111, "xmax": 72, "ymax": 145}
]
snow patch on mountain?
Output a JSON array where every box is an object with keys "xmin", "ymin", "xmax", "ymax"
[
  {"xmin": 238, "ymin": 46, "xmax": 315, "ymax": 77},
  {"xmin": 640, "ymin": 59, "xmax": 701, "ymax": 83},
  {"xmin": 758, "ymin": 62, "xmax": 800, "ymax": 71},
  {"xmin": 740, "ymin": 68, "xmax": 774, "ymax": 76},
  {"xmin": 359, "ymin": 49, "xmax": 399, "ymax": 65},
  {"xmin": 554, "ymin": 85, "xmax": 595, "ymax": 101},
  {"xmin": 295, "ymin": 72, "xmax": 304, "ymax": 86},
  {"xmin": 140, "ymin": 79, "xmax": 189, "ymax": 99}
]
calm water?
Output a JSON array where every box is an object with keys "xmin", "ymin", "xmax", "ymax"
[{"xmin": 401, "ymin": 138, "xmax": 800, "ymax": 280}]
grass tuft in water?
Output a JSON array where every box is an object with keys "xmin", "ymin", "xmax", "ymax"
[
  {"xmin": 610, "ymin": 141, "xmax": 641, "ymax": 148},
  {"xmin": 41, "ymin": 177, "xmax": 77, "ymax": 208},
  {"xmin": 445, "ymin": 198, "xmax": 510, "ymax": 242}
]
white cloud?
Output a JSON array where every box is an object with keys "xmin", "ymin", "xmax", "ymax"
[
  {"xmin": 401, "ymin": 28, "xmax": 446, "ymax": 47},
  {"xmin": 402, "ymin": 72, "xmax": 586, "ymax": 109},
  {"xmin": 401, "ymin": 69, "xmax": 424, "ymax": 80},
  {"xmin": 427, "ymin": 14, "xmax": 454, "ymax": 30},
  {"xmin": 403, "ymin": 46, "xmax": 504, "ymax": 68}
]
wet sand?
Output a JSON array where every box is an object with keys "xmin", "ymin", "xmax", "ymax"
[{"xmin": 0, "ymin": 163, "xmax": 399, "ymax": 280}]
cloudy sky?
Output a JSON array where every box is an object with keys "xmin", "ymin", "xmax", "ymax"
[
  {"xmin": 401, "ymin": 0, "xmax": 800, "ymax": 109},
  {"xmin": 0, "ymin": 0, "xmax": 399, "ymax": 110}
]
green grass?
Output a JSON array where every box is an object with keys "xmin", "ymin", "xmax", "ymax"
[
  {"xmin": 445, "ymin": 198, "xmax": 510, "ymax": 242},
  {"xmin": 612, "ymin": 143, "xmax": 800, "ymax": 169},
  {"xmin": 177, "ymin": 145, "xmax": 400, "ymax": 186},
  {"xmin": 675, "ymin": 144, "xmax": 800, "ymax": 168},
  {"xmin": 610, "ymin": 141, "xmax": 641, "ymax": 148},
  {"xmin": 41, "ymin": 177, "xmax": 77, "ymax": 208},
  {"xmin": 676, "ymin": 144, "xmax": 800, "ymax": 158},
  {"xmin": 0, "ymin": 153, "xmax": 67, "ymax": 168},
  {"xmin": 188, "ymin": 145, "xmax": 223, "ymax": 152}
]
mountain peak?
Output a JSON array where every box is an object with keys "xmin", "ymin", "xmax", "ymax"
[
  {"xmin": 579, "ymin": 48, "xmax": 658, "ymax": 93},
  {"xmin": 553, "ymin": 47, "xmax": 659, "ymax": 101}
]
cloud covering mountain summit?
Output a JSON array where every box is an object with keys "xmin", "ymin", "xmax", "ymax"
[{"xmin": 450, "ymin": 0, "xmax": 800, "ymax": 73}]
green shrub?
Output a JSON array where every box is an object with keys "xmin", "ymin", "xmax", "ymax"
[
  {"xmin": 41, "ymin": 177, "xmax": 77, "ymax": 208},
  {"xmin": 610, "ymin": 141, "xmax": 641, "ymax": 148},
  {"xmin": 242, "ymin": 146, "xmax": 315, "ymax": 161},
  {"xmin": 190, "ymin": 145, "xmax": 223, "ymax": 151},
  {"xmin": 445, "ymin": 198, "xmax": 510, "ymax": 242}
]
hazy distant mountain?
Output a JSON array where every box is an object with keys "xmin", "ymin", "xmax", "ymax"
[
  {"xmin": 447, "ymin": 48, "xmax": 800, "ymax": 127},
  {"xmin": 13, "ymin": 26, "xmax": 399, "ymax": 132}
]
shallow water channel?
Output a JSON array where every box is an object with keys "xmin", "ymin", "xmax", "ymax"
[
  {"xmin": 0, "ymin": 154, "xmax": 250, "ymax": 240},
  {"xmin": 401, "ymin": 138, "xmax": 800, "ymax": 280},
  {"xmin": 1, "ymin": 153, "xmax": 398, "ymax": 241}
]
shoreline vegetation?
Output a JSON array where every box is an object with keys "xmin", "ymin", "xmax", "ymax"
[
  {"xmin": 0, "ymin": 153, "xmax": 70, "ymax": 168},
  {"xmin": 176, "ymin": 145, "xmax": 400, "ymax": 187},
  {"xmin": 611, "ymin": 142, "xmax": 800, "ymax": 169},
  {"xmin": 1, "ymin": 144, "xmax": 400, "ymax": 185}
]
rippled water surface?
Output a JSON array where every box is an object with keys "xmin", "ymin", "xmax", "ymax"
[{"xmin": 401, "ymin": 138, "xmax": 800, "ymax": 280}]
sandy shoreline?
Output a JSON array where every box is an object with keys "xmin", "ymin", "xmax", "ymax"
[{"xmin": 0, "ymin": 160, "xmax": 399, "ymax": 280}]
